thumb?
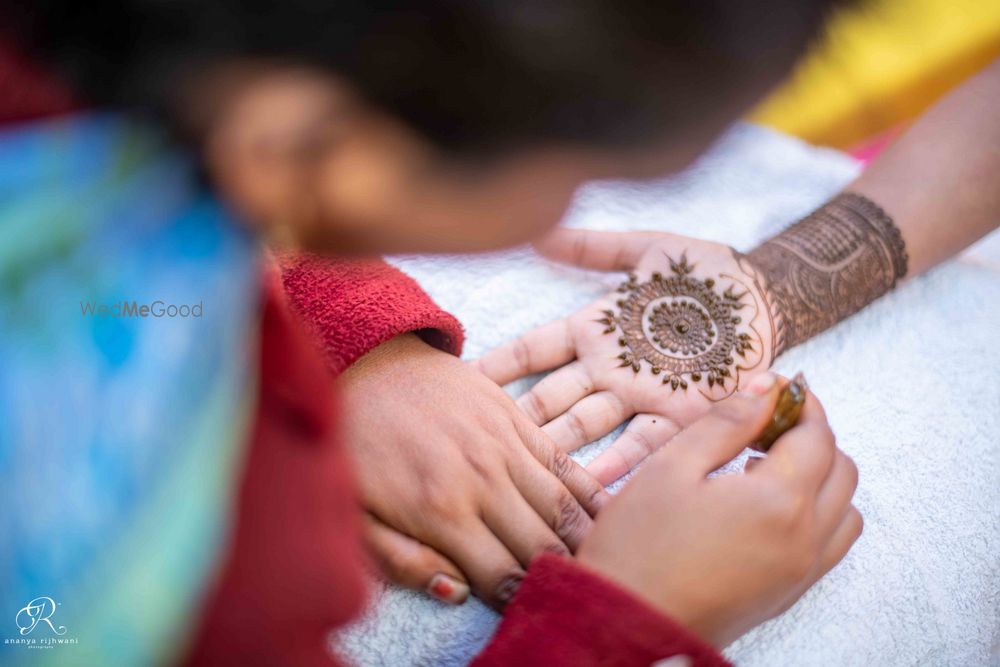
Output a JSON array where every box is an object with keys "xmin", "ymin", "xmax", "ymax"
[
  {"xmin": 364, "ymin": 514, "xmax": 470, "ymax": 605},
  {"xmin": 533, "ymin": 228, "xmax": 665, "ymax": 271},
  {"xmin": 658, "ymin": 373, "xmax": 784, "ymax": 475}
]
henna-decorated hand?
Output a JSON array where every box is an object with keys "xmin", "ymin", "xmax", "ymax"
[
  {"xmin": 339, "ymin": 332, "xmax": 608, "ymax": 609},
  {"xmin": 474, "ymin": 228, "xmax": 777, "ymax": 485},
  {"xmin": 578, "ymin": 374, "xmax": 862, "ymax": 648}
]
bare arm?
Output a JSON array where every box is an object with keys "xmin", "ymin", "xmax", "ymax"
[
  {"xmin": 747, "ymin": 57, "xmax": 1000, "ymax": 355},
  {"xmin": 852, "ymin": 57, "xmax": 1000, "ymax": 278}
]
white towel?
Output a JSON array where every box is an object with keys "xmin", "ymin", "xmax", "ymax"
[{"xmin": 331, "ymin": 123, "xmax": 1000, "ymax": 667}]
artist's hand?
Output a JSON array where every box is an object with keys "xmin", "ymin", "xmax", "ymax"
[
  {"xmin": 579, "ymin": 373, "xmax": 862, "ymax": 647},
  {"xmin": 475, "ymin": 228, "xmax": 777, "ymax": 485},
  {"xmin": 339, "ymin": 333, "xmax": 609, "ymax": 609}
]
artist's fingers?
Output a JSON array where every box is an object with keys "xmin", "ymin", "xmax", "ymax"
[
  {"xmin": 757, "ymin": 392, "xmax": 836, "ymax": 492},
  {"xmin": 515, "ymin": 418, "xmax": 610, "ymax": 517},
  {"xmin": 790, "ymin": 505, "xmax": 864, "ymax": 609},
  {"xmin": 774, "ymin": 505, "xmax": 863, "ymax": 617},
  {"xmin": 516, "ymin": 362, "xmax": 594, "ymax": 425},
  {"xmin": 435, "ymin": 522, "xmax": 526, "ymax": 611},
  {"xmin": 364, "ymin": 514, "xmax": 469, "ymax": 604},
  {"xmin": 586, "ymin": 414, "xmax": 682, "ymax": 485},
  {"xmin": 813, "ymin": 451, "xmax": 859, "ymax": 535},
  {"xmin": 507, "ymin": 452, "xmax": 598, "ymax": 552},
  {"xmin": 482, "ymin": 485, "xmax": 572, "ymax": 567},
  {"xmin": 815, "ymin": 505, "xmax": 864, "ymax": 577},
  {"xmin": 664, "ymin": 381, "xmax": 782, "ymax": 476},
  {"xmin": 534, "ymin": 228, "xmax": 673, "ymax": 271},
  {"xmin": 473, "ymin": 319, "xmax": 574, "ymax": 386},
  {"xmin": 541, "ymin": 391, "xmax": 632, "ymax": 453}
]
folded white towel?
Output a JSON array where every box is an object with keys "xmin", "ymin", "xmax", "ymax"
[{"xmin": 332, "ymin": 123, "xmax": 1000, "ymax": 667}]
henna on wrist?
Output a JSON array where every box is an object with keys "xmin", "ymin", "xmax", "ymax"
[{"xmin": 745, "ymin": 192, "xmax": 908, "ymax": 356}]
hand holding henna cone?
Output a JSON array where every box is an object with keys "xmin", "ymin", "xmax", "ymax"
[{"xmin": 751, "ymin": 371, "xmax": 807, "ymax": 453}]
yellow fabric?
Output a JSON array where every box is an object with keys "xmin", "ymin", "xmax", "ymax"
[{"xmin": 752, "ymin": 0, "xmax": 1000, "ymax": 148}]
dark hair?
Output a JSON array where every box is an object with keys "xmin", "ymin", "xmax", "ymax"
[{"xmin": 4, "ymin": 0, "xmax": 835, "ymax": 154}]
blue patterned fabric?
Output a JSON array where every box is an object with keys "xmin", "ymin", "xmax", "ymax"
[{"xmin": 0, "ymin": 113, "xmax": 260, "ymax": 665}]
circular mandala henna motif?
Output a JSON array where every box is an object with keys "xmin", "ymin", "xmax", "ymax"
[
  {"xmin": 648, "ymin": 301, "xmax": 715, "ymax": 355},
  {"xmin": 598, "ymin": 254, "xmax": 755, "ymax": 391}
]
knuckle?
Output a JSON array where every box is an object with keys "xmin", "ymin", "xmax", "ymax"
[
  {"xmin": 490, "ymin": 569, "xmax": 526, "ymax": 610},
  {"xmin": 512, "ymin": 338, "xmax": 531, "ymax": 373},
  {"xmin": 461, "ymin": 448, "xmax": 501, "ymax": 487},
  {"xmin": 523, "ymin": 426, "xmax": 554, "ymax": 464},
  {"xmin": 585, "ymin": 484, "xmax": 609, "ymax": 514},
  {"xmin": 808, "ymin": 393, "xmax": 830, "ymax": 422},
  {"xmin": 711, "ymin": 396, "xmax": 758, "ymax": 426},
  {"xmin": 416, "ymin": 484, "xmax": 463, "ymax": 523},
  {"xmin": 552, "ymin": 491, "xmax": 590, "ymax": 547},
  {"xmin": 818, "ymin": 422, "xmax": 837, "ymax": 448},
  {"xmin": 766, "ymin": 488, "xmax": 809, "ymax": 530},
  {"xmin": 540, "ymin": 540, "xmax": 571, "ymax": 558},
  {"xmin": 598, "ymin": 392, "xmax": 624, "ymax": 420},
  {"xmin": 380, "ymin": 545, "xmax": 413, "ymax": 580},
  {"xmin": 848, "ymin": 506, "xmax": 864, "ymax": 540},
  {"xmin": 624, "ymin": 427, "xmax": 655, "ymax": 457},
  {"xmin": 549, "ymin": 449, "xmax": 576, "ymax": 482},
  {"xmin": 520, "ymin": 390, "xmax": 548, "ymax": 423},
  {"xmin": 842, "ymin": 453, "xmax": 859, "ymax": 490},
  {"xmin": 799, "ymin": 412, "xmax": 835, "ymax": 443},
  {"xmin": 787, "ymin": 550, "xmax": 816, "ymax": 582},
  {"xmin": 788, "ymin": 422, "xmax": 834, "ymax": 452},
  {"xmin": 572, "ymin": 231, "xmax": 588, "ymax": 264},
  {"xmin": 563, "ymin": 410, "xmax": 589, "ymax": 445}
]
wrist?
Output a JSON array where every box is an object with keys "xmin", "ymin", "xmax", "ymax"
[
  {"xmin": 575, "ymin": 549, "xmax": 725, "ymax": 648},
  {"xmin": 342, "ymin": 331, "xmax": 434, "ymax": 379},
  {"xmin": 744, "ymin": 192, "xmax": 908, "ymax": 355}
]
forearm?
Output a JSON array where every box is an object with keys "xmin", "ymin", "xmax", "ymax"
[
  {"xmin": 748, "ymin": 58, "xmax": 1000, "ymax": 356},
  {"xmin": 851, "ymin": 57, "xmax": 1000, "ymax": 277}
]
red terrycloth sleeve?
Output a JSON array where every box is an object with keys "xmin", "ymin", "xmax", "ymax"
[
  {"xmin": 473, "ymin": 553, "xmax": 732, "ymax": 667},
  {"xmin": 279, "ymin": 252, "xmax": 464, "ymax": 375}
]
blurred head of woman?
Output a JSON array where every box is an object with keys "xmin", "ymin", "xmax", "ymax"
[{"xmin": 6, "ymin": 0, "xmax": 835, "ymax": 254}]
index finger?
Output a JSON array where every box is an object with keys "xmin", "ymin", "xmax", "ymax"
[
  {"xmin": 756, "ymin": 392, "xmax": 837, "ymax": 492},
  {"xmin": 645, "ymin": 385, "xmax": 783, "ymax": 478},
  {"xmin": 364, "ymin": 514, "xmax": 469, "ymax": 604},
  {"xmin": 533, "ymin": 228, "xmax": 664, "ymax": 271},
  {"xmin": 472, "ymin": 319, "xmax": 574, "ymax": 385}
]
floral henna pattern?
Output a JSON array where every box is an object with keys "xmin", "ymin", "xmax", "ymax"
[{"xmin": 597, "ymin": 253, "xmax": 765, "ymax": 395}]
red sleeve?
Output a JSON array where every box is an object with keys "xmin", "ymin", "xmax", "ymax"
[
  {"xmin": 184, "ymin": 277, "xmax": 368, "ymax": 667},
  {"xmin": 279, "ymin": 252, "xmax": 464, "ymax": 375},
  {"xmin": 0, "ymin": 39, "xmax": 78, "ymax": 125},
  {"xmin": 473, "ymin": 553, "xmax": 732, "ymax": 667}
]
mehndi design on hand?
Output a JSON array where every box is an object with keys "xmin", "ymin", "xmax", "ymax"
[
  {"xmin": 746, "ymin": 192, "xmax": 908, "ymax": 356},
  {"xmin": 598, "ymin": 253, "xmax": 765, "ymax": 396}
]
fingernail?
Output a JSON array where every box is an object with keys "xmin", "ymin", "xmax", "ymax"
[
  {"xmin": 744, "ymin": 372, "xmax": 777, "ymax": 396},
  {"xmin": 427, "ymin": 573, "xmax": 469, "ymax": 605},
  {"xmin": 791, "ymin": 371, "xmax": 809, "ymax": 392}
]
